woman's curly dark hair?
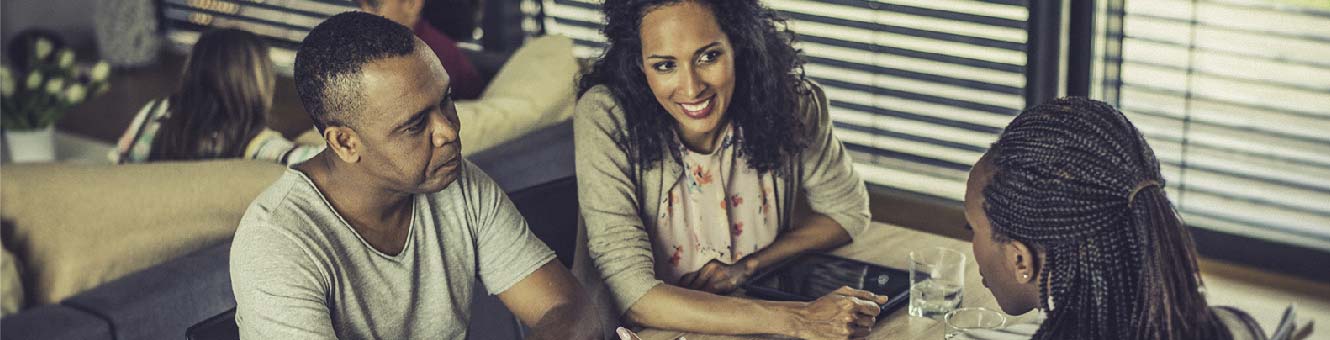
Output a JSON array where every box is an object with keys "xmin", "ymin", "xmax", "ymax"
[{"xmin": 578, "ymin": 0, "xmax": 808, "ymax": 173}]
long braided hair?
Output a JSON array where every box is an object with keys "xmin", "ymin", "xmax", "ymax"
[{"xmin": 982, "ymin": 97, "xmax": 1231, "ymax": 340}]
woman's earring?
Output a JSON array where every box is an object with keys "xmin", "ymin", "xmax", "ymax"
[{"xmin": 1022, "ymin": 273, "xmax": 1030, "ymax": 279}]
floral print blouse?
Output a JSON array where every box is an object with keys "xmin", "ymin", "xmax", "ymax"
[{"xmin": 653, "ymin": 124, "xmax": 780, "ymax": 283}]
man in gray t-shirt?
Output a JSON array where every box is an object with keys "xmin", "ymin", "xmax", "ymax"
[{"xmin": 230, "ymin": 12, "xmax": 599, "ymax": 339}]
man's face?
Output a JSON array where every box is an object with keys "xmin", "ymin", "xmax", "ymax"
[
  {"xmin": 353, "ymin": 39, "xmax": 461, "ymax": 194},
  {"xmin": 362, "ymin": 0, "xmax": 421, "ymax": 27}
]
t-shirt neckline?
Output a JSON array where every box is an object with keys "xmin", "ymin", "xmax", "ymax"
[{"xmin": 288, "ymin": 169, "xmax": 419, "ymax": 261}]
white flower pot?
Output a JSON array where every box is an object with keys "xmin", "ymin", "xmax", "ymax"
[{"xmin": 3, "ymin": 126, "xmax": 56, "ymax": 163}]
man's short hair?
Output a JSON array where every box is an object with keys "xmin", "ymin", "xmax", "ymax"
[{"xmin": 294, "ymin": 11, "xmax": 416, "ymax": 131}]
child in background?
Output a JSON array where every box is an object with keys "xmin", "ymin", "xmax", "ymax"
[{"xmin": 111, "ymin": 28, "xmax": 321, "ymax": 165}]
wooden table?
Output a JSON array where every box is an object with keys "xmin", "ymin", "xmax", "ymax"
[{"xmin": 634, "ymin": 223, "xmax": 1039, "ymax": 340}]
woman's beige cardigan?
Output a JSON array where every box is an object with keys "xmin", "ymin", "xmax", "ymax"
[{"xmin": 571, "ymin": 81, "xmax": 871, "ymax": 321}]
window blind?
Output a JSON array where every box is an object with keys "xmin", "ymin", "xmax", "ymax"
[
  {"xmin": 539, "ymin": 0, "xmax": 1030, "ymax": 202},
  {"xmin": 1101, "ymin": 0, "xmax": 1330, "ymax": 250},
  {"xmin": 160, "ymin": 0, "xmax": 356, "ymax": 74}
]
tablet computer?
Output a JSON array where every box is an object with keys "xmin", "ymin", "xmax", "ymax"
[{"xmin": 742, "ymin": 253, "xmax": 910, "ymax": 316}]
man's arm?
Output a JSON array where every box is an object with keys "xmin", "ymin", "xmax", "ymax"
[
  {"xmin": 460, "ymin": 160, "xmax": 600, "ymax": 339},
  {"xmin": 231, "ymin": 223, "xmax": 338, "ymax": 339},
  {"xmin": 497, "ymin": 261, "xmax": 602, "ymax": 340}
]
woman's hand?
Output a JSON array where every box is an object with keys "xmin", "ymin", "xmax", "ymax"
[
  {"xmin": 678, "ymin": 258, "xmax": 758, "ymax": 294},
  {"xmin": 616, "ymin": 327, "xmax": 641, "ymax": 340},
  {"xmin": 616, "ymin": 327, "xmax": 686, "ymax": 340},
  {"xmin": 790, "ymin": 286, "xmax": 888, "ymax": 340}
]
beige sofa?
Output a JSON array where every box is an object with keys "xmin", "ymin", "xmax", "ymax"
[{"xmin": 2, "ymin": 160, "xmax": 286, "ymax": 309}]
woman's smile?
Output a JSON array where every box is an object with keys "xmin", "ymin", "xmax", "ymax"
[{"xmin": 678, "ymin": 96, "xmax": 714, "ymax": 119}]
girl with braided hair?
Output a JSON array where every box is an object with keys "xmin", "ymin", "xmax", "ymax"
[{"xmin": 960, "ymin": 97, "xmax": 1271, "ymax": 340}]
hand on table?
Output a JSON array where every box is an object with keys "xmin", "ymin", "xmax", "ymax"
[
  {"xmin": 678, "ymin": 259, "xmax": 757, "ymax": 294},
  {"xmin": 792, "ymin": 286, "xmax": 888, "ymax": 340}
]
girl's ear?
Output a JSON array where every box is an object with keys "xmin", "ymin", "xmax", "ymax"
[{"xmin": 1005, "ymin": 240, "xmax": 1037, "ymax": 284}]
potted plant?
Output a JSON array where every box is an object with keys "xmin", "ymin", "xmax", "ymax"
[{"xmin": 1, "ymin": 34, "xmax": 110, "ymax": 163}]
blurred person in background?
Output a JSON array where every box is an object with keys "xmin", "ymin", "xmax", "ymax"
[
  {"xmin": 421, "ymin": 0, "xmax": 510, "ymax": 81},
  {"xmin": 110, "ymin": 28, "xmax": 323, "ymax": 165},
  {"xmin": 354, "ymin": 0, "xmax": 487, "ymax": 99}
]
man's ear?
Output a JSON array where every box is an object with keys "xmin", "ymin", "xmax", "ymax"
[
  {"xmin": 1004, "ymin": 240, "xmax": 1038, "ymax": 285},
  {"xmin": 323, "ymin": 126, "xmax": 362, "ymax": 164}
]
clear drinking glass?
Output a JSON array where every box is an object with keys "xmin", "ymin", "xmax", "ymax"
[
  {"xmin": 908, "ymin": 247, "xmax": 966, "ymax": 319},
  {"xmin": 943, "ymin": 307, "xmax": 1007, "ymax": 339}
]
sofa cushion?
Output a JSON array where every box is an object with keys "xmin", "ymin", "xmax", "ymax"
[
  {"xmin": 0, "ymin": 304, "xmax": 111, "ymax": 339},
  {"xmin": 0, "ymin": 159, "xmax": 285, "ymax": 306},
  {"xmin": 456, "ymin": 35, "xmax": 578, "ymax": 156},
  {"xmin": 468, "ymin": 120, "xmax": 574, "ymax": 193},
  {"xmin": 62, "ymin": 241, "xmax": 235, "ymax": 340}
]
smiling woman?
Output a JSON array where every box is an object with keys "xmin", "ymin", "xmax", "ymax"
[
  {"xmin": 573, "ymin": 0, "xmax": 878, "ymax": 338},
  {"xmin": 578, "ymin": 0, "xmax": 807, "ymax": 172},
  {"xmin": 636, "ymin": 4, "xmax": 737, "ymax": 155}
]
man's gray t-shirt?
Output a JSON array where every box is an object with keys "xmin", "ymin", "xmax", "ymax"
[{"xmin": 230, "ymin": 160, "xmax": 556, "ymax": 339}]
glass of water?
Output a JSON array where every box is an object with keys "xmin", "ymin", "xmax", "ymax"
[
  {"xmin": 908, "ymin": 247, "xmax": 966, "ymax": 319},
  {"xmin": 943, "ymin": 307, "xmax": 1006, "ymax": 339}
]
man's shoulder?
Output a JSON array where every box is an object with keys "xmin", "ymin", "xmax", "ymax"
[
  {"xmin": 244, "ymin": 170, "xmax": 312, "ymax": 218},
  {"xmin": 236, "ymin": 171, "xmax": 332, "ymax": 247}
]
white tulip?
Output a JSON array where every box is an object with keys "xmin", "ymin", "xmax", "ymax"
[
  {"xmin": 90, "ymin": 61, "xmax": 111, "ymax": 82},
  {"xmin": 35, "ymin": 38, "xmax": 53, "ymax": 60},
  {"xmin": 57, "ymin": 49, "xmax": 75, "ymax": 68},
  {"xmin": 0, "ymin": 67, "xmax": 13, "ymax": 97},
  {"xmin": 25, "ymin": 72, "xmax": 43, "ymax": 90},
  {"xmin": 64, "ymin": 83, "xmax": 87, "ymax": 103},
  {"xmin": 45, "ymin": 78, "xmax": 64, "ymax": 95}
]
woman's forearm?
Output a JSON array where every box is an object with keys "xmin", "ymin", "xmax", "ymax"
[
  {"xmin": 624, "ymin": 215, "xmax": 872, "ymax": 338},
  {"xmin": 743, "ymin": 213, "xmax": 852, "ymax": 272},
  {"xmin": 625, "ymin": 284, "xmax": 807, "ymax": 337}
]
